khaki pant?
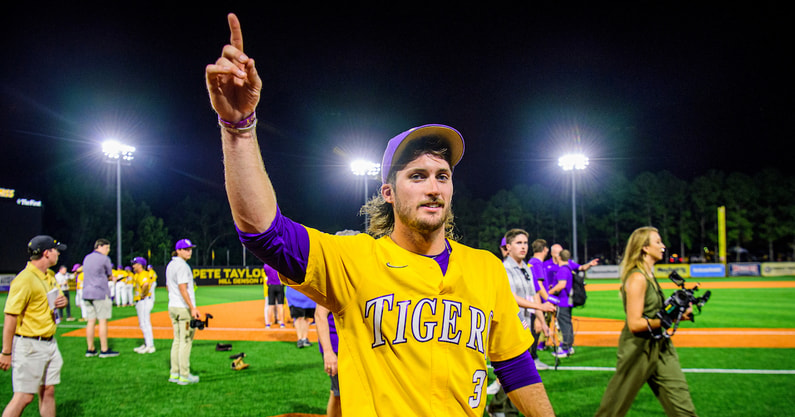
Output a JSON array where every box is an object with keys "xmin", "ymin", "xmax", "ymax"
[{"xmin": 168, "ymin": 307, "xmax": 196, "ymax": 378}]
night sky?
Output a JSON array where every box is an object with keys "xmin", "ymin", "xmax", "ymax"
[{"xmin": 1, "ymin": 4, "xmax": 791, "ymax": 232}]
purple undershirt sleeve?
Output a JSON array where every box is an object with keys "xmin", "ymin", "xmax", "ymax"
[
  {"xmin": 236, "ymin": 206, "xmax": 310, "ymax": 283},
  {"xmin": 491, "ymin": 350, "xmax": 542, "ymax": 392}
]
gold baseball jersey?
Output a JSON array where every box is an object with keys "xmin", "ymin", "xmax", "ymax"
[
  {"xmin": 133, "ymin": 270, "xmax": 156, "ymax": 301},
  {"xmin": 287, "ymin": 227, "xmax": 532, "ymax": 416}
]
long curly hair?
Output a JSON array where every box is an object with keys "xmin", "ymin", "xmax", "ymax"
[{"xmin": 362, "ymin": 135, "xmax": 457, "ymax": 240}]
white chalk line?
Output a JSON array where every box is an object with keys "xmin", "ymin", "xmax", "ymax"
[{"xmin": 550, "ymin": 366, "xmax": 795, "ymax": 375}]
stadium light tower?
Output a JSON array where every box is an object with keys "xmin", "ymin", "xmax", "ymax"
[
  {"xmin": 350, "ymin": 159, "xmax": 381, "ymax": 231},
  {"xmin": 558, "ymin": 153, "xmax": 589, "ymax": 263},
  {"xmin": 102, "ymin": 140, "xmax": 135, "ymax": 267}
]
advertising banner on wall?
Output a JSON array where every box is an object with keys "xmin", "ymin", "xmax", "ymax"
[
  {"xmin": 654, "ymin": 264, "xmax": 690, "ymax": 278},
  {"xmin": 728, "ymin": 263, "xmax": 761, "ymax": 277},
  {"xmin": 690, "ymin": 263, "xmax": 726, "ymax": 278},
  {"xmin": 761, "ymin": 262, "xmax": 795, "ymax": 277},
  {"xmin": 192, "ymin": 266, "xmax": 266, "ymax": 286},
  {"xmin": 586, "ymin": 265, "xmax": 620, "ymax": 279}
]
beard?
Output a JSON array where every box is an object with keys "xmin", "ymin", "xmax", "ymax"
[{"xmin": 393, "ymin": 193, "xmax": 451, "ymax": 235}]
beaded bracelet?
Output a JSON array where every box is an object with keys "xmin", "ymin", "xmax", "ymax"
[{"xmin": 218, "ymin": 112, "xmax": 257, "ymax": 133}]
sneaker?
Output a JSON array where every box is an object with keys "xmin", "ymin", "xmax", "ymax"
[
  {"xmin": 138, "ymin": 345, "xmax": 156, "ymax": 354},
  {"xmin": 78, "ymin": 318, "xmax": 87, "ymax": 322},
  {"xmin": 265, "ymin": 323, "xmax": 271, "ymax": 328},
  {"xmin": 569, "ymin": 346, "xmax": 576, "ymax": 355},
  {"xmin": 177, "ymin": 374, "xmax": 200, "ymax": 385},
  {"xmin": 168, "ymin": 374, "xmax": 180, "ymax": 383},
  {"xmin": 552, "ymin": 347, "xmax": 570, "ymax": 358},
  {"xmin": 85, "ymin": 349, "xmax": 98, "ymax": 358},
  {"xmin": 297, "ymin": 340, "xmax": 305, "ymax": 348},
  {"xmin": 99, "ymin": 350, "xmax": 119, "ymax": 358},
  {"xmin": 279, "ymin": 323, "xmax": 285, "ymax": 328},
  {"xmin": 534, "ymin": 358, "xmax": 550, "ymax": 370},
  {"xmin": 133, "ymin": 344, "xmax": 147, "ymax": 353},
  {"xmin": 302, "ymin": 338, "xmax": 312, "ymax": 347},
  {"xmin": 486, "ymin": 379, "xmax": 501, "ymax": 395},
  {"xmin": 66, "ymin": 317, "xmax": 76, "ymax": 322},
  {"xmin": 215, "ymin": 343, "xmax": 232, "ymax": 351},
  {"xmin": 537, "ymin": 341, "xmax": 546, "ymax": 351}
]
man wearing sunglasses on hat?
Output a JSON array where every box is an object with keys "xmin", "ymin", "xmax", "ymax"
[{"xmin": 1, "ymin": 235, "xmax": 68, "ymax": 417}]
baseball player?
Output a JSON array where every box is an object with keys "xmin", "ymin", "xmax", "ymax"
[
  {"xmin": 205, "ymin": 13, "xmax": 554, "ymax": 416},
  {"xmin": 132, "ymin": 257, "xmax": 156, "ymax": 353},
  {"xmin": 73, "ymin": 264, "xmax": 87, "ymax": 322}
]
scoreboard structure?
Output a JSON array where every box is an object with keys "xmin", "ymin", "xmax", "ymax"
[{"xmin": 0, "ymin": 187, "xmax": 43, "ymax": 274}]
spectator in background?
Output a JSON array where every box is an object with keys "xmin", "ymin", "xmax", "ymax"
[
  {"xmin": 54, "ymin": 265, "xmax": 74, "ymax": 322},
  {"xmin": 166, "ymin": 239, "xmax": 202, "ymax": 385},
  {"xmin": 595, "ymin": 226, "xmax": 697, "ymax": 416},
  {"xmin": 315, "ymin": 304, "xmax": 341, "ymax": 417},
  {"xmin": 528, "ymin": 239, "xmax": 551, "ymax": 351},
  {"xmin": 285, "ymin": 286, "xmax": 316, "ymax": 348},
  {"xmin": 488, "ymin": 229, "xmax": 556, "ymax": 416},
  {"xmin": 549, "ymin": 249, "xmax": 575, "ymax": 358},
  {"xmin": 73, "ymin": 264, "xmax": 86, "ymax": 322},
  {"xmin": 263, "ymin": 263, "xmax": 285, "ymax": 328},
  {"xmin": 81, "ymin": 238, "xmax": 119, "ymax": 358},
  {"xmin": 1, "ymin": 235, "xmax": 68, "ymax": 417},
  {"xmin": 132, "ymin": 257, "xmax": 156, "ymax": 354}
]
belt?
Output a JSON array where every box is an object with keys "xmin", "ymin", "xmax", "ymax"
[{"xmin": 15, "ymin": 334, "xmax": 54, "ymax": 342}]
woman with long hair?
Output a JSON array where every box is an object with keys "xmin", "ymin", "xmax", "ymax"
[{"xmin": 595, "ymin": 226, "xmax": 697, "ymax": 416}]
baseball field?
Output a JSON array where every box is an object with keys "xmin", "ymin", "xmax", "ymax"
[{"xmin": 1, "ymin": 278, "xmax": 793, "ymax": 416}]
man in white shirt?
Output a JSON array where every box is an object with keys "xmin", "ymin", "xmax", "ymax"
[{"xmin": 166, "ymin": 239, "xmax": 202, "ymax": 385}]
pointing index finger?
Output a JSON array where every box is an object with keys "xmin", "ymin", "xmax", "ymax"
[{"xmin": 228, "ymin": 13, "xmax": 244, "ymax": 52}]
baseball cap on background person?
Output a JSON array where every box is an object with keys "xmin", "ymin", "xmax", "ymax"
[
  {"xmin": 175, "ymin": 239, "xmax": 196, "ymax": 250},
  {"xmin": 27, "ymin": 235, "xmax": 67, "ymax": 255},
  {"xmin": 380, "ymin": 124, "xmax": 465, "ymax": 184},
  {"xmin": 71, "ymin": 263, "xmax": 81, "ymax": 272},
  {"xmin": 132, "ymin": 257, "xmax": 148, "ymax": 266}
]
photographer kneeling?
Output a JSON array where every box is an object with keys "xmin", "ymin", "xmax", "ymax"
[
  {"xmin": 595, "ymin": 227, "xmax": 698, "ymax": 417},
  {"xmin": 166, "ymin": 239, "xmax": 203, "ymax": 386}
]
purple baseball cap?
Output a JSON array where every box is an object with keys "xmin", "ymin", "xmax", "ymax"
[
  {"xmin": 132, "ymin": 256, "xmax": 147, "ymax": 266},
  {"xmin": 380, "ymin": 124, "xmax": 465, "ymax": 183},
  {"xmin": 500, "ymin": 237, "xmax": 507, "ymax": 247},
  {"xmin": 175, "ymin": 238, "xmax": 196, "ymax": 250}
]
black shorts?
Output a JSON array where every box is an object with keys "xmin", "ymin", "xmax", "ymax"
[
  {"xmin": 290, "ymin": 306, "xmax": 315, "ymax": 319},
  {"xmin": 267, "ymin": 285, "xmax": 285, "ymax": 305}
]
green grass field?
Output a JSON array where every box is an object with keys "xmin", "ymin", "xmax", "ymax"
[{"xmin": 1, "ymin": 278, "xmax": 794, "ymax": 416}]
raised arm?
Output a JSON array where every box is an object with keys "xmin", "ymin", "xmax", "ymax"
[{"xmin": 205, "ymin": 13, "xmax": 275, "ymax": 233}]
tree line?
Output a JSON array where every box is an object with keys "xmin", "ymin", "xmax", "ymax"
[
  {"xmin": 44, "ymin": 168, "xmax": 795, "ymax": 268},
  {"xmin": 451, "ymin": 169, "xmax": 795, "ymax": 264}
]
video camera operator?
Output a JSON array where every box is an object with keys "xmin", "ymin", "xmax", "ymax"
[{"xmin": 595, "ymin": 227, "xmax": 698, "ymax": 417}]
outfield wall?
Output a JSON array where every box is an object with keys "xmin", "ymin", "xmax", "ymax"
[{"xmin": 586, "ymin": 262, "xmax": 795, "ymax": 279}]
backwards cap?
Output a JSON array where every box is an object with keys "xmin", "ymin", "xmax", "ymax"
[{"xmin": 380, "ymin": 124, "xmax": 465, "ymax": 183}]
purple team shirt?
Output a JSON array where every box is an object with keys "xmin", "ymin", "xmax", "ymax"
[{"xmin": 263, "ymin": 263, "xmax": 281, "ymax": 285}]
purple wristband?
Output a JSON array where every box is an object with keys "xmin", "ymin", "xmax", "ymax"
[
  {"xmin": 218, "ymin": 112, "xmax": 257, "ymax": 131},
  {"xmin": 492, "ymin": 350, "xmax": 542, "ymax": 392}
]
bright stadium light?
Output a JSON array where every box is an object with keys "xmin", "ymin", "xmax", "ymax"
[
  {"xmin": 350, "ymin": 159, "xmax": 381, "ymax": 230},
  {"xmin": 559, "ymin": 153, "xmax": 589, "ymax": 263},
  {"xmin": 103, "ymin": 139, "xmax": 136, "ymax": 267}
]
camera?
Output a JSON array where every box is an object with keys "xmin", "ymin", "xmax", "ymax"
[
  {"xmin": 190, "ymin": 313, "xmax": 213, "ymax": 330},
  {"xmin": 655, "ymin": 271, "xmax": 711, "ymax": 336}
]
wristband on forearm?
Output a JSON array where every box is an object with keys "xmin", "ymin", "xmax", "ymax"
[{"xmin": 218, "ymin": 112, "xmax": 257, "ymax": 133}]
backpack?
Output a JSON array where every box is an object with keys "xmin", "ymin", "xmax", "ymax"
[{"xmin": 572, "ymin": 271, "xmax": 587, "ymax": 307}]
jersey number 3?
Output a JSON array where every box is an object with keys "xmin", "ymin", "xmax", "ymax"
[{"xmin": 468, "ymin": 369, "xmax": 487, "ymax": 408}]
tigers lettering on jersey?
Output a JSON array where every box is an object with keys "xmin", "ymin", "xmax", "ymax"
[{"xmin": 364, "ymin": 294, "xmax": 492, "ymax": 353}]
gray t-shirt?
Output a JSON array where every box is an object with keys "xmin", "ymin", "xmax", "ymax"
[{"xmin": 82, "ymin": 251, "xmax": 112, "ymax": 300}]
